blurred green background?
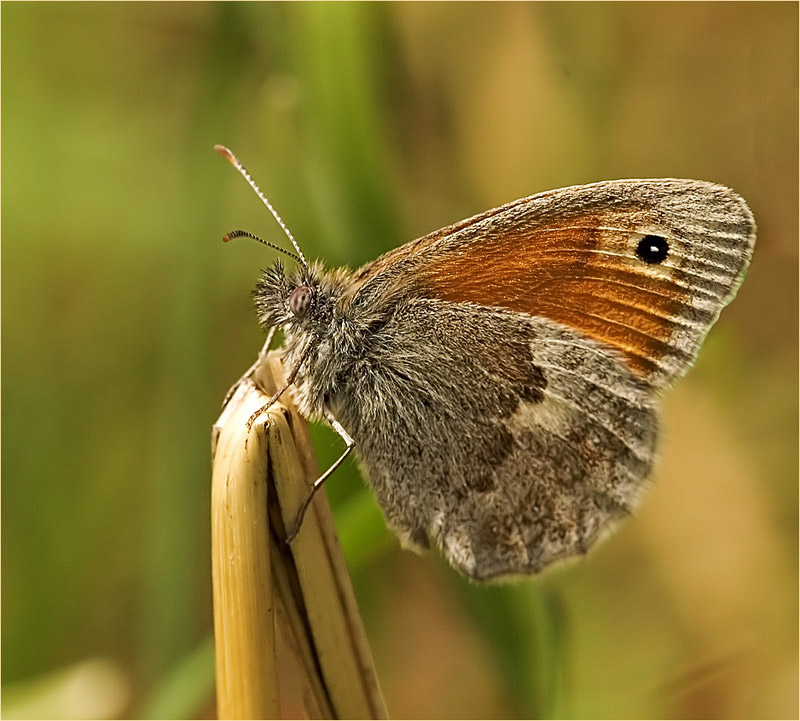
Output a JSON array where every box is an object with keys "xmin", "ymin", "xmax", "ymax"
[{"xmin": 2, "ymin": 2, "xmax": 797, "ymax": 719}]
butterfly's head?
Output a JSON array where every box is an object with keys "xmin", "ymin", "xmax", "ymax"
[{"xmin": 253, "ymin": 260, "xmax": 348, "ymax": 337}]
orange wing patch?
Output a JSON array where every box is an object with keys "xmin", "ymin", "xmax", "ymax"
[{"xmin": 416, "ymin": 216, "xmax": 688, "ymax": 377}]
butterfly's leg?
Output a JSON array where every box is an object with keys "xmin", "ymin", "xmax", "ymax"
[
  {"xmin": 245, "ymin": 337, "xmax": 314, "ymax": 430},
  {"xmin": 285, "ymin": 414, "xmax": 355, "ymax": 543},
  {"xmin": 222, "ymin": 327, "xmax": 277, "ymax": 409}
]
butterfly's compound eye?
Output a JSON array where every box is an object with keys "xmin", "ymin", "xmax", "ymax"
[{"xmin": 288, "ymin": 285, "xmax": 313, "ymax": 318}]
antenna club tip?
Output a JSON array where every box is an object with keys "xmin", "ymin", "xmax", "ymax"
[
  {"xmin": 222, "ymin": 230, "xmax": 244, "ymax": 243},
  {"xmin": 214, "ymin": 144, "xmax": 236, "ymax": 164}
]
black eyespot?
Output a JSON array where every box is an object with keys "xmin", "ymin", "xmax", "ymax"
[
  {"xmin": 636, "ymin": 234, "xmax": 669, "ymax": 264},
  {"xmin": 288, "ymin": 285, "xmax": 312, "ymax": 318}
]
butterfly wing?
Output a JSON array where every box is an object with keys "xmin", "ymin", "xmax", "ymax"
[
  {"xmin": 334, "ymin": 297, "xmax": 658, "ymax": 579},
  {"xmin": 333, "ymin": 179, "xmax": 755, "ymax": 578},
  {"xmin": 350, "ymin": 179, "xmax": 756, "ymax": 387}
]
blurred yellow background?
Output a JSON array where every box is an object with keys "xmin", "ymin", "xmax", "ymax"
[{"xmin": 2, "ymin": 3, "xmax": 797, "ymax": 719}]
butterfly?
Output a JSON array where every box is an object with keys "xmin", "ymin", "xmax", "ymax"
[{"xmin": 217, "ymin": 146, "xmax": 756, "ymax": 581}]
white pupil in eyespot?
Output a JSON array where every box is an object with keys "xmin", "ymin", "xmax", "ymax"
[{"xmin": 289, "ymin": 286, "xmax": 312, "ymax": 317}]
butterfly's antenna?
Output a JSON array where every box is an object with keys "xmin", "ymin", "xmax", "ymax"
[
  {"xmin": 222, "ymin": 229, "xmax": 302, "ymax": 265},
  {"xmin": 214, "ymin": 144, "xmax": 308, "ymax": 267}
]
